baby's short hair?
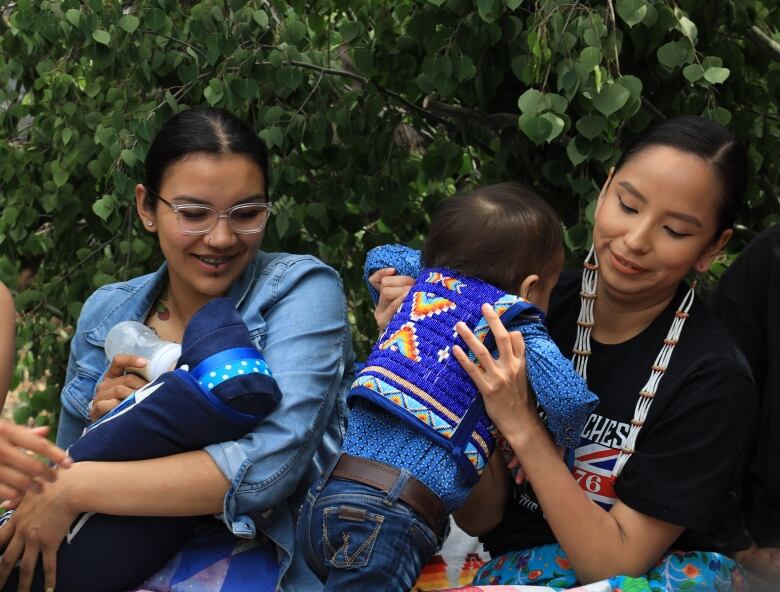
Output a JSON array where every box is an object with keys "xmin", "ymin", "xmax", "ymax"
[{"xmin": 422, "ymin": 183, "xmax": 563, "ymax": 294}]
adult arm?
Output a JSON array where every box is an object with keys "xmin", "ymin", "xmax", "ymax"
[
  {"xmin": 62, "ymin": 257, "xmax": 349, "ymax": 520},
  {"xmin": 453, "ymin": 449, "xmax": 510, "ymax": 535},
  {"xmin": 203, "ymin": 257, "xmax": 351, "ymax": 528},
  {"xmin": 0, "ymin": 282, "xmax": 15, "ymax": 408},
  {"xmin": 453, "ymin": 306, "xmax": 686, "ymax": 583},
  {"xmin": 0, "ymin": 257, "xmax": 351, "ymax": 590}
]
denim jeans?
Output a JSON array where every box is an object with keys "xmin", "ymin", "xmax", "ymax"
[{"xmin": 296, "ymin": 454, "xmax": 445, "ymax": 592}]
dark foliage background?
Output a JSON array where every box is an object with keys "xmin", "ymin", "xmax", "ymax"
[{"xmin": 1, "ymin": 0, "xmax": 778, "ymax": 430}]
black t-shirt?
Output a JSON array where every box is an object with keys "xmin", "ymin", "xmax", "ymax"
[
  {"xmin": 711, "ymin": 224, "xmax": 780, "ymax": 547},
  {"xmin": 481, "ymin": 270, "xmax": 757, "ymax": 556}
]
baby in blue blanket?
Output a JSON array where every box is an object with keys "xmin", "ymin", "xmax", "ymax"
[
  {"xmin": 0, "ymin": 298, "xmax": 281, "ymax": 592},
  {"xmin": 296, "ymin": 183, "xmax": 598, "ymax": 591}
]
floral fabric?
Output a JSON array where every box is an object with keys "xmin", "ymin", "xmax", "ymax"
[{"xmin": 465, "ymin": 544, "xmax": 746, "ymax": 592}]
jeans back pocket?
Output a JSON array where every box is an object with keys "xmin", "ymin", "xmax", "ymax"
[{"xmin": 322, "ymin": 505, "xmax": 384, "ymax": 569}]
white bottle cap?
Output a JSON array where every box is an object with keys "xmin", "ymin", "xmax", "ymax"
[{"xmin": 142, "ymin": 343, "xmax": 182, "ymax": 382}]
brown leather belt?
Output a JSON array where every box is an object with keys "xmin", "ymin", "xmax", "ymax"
[{"xmin": 332, "ymin": 453, "xmax": 448, "ymax": 534}]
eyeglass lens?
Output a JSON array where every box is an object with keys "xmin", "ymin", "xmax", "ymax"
[{"xmin": 176, "ymin": 204, "xmax": 270, "ymax": 234}]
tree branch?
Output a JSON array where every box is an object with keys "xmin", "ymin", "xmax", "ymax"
[
  {"xmin": 641, "ymin": 97, "xmax": 666, "ymax": 121},
  {"xmin": 758, "ymin": 174, "xmax": 780, "ymax": 211},
  {"xmin": 282, "ymin": 59, "xmax": 453, "ymax": 128},
  {"xmin": 257, "ymin": 57, "xmax": 496, "ymax": 155},
  {"xmin": 421, "ymin": 98, "xmax": 517, "ymax": 131},
  {"xmin": 746, "ymin": 25, "xmax": 780, "ymax": 62},
  {"xmin": 139, "ymin": 29, "xmax": 207, "ymax": 60}
]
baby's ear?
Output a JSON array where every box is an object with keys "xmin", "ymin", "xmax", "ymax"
[{"xmin": 518, "ymin": 275, "xmax": 540, "ymax": 301}]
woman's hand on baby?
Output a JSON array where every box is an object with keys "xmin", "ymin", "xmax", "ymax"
[
  {"xmin": 91, "ymin": 354, "xmax": 148, "ymax": 422},
  {"xmin": 369, "ymin": 268, "xmax": 414, "ymax": 331},
  {"xmin": 0, "ymin": 423, "xmax": 72, "ymax": 503},
  {"xmin": 453, "ymin": 304, "xmax": 543, "ymax": 450},
  {"xmin": 0, "ymin": 468, "xmax": 80, "ymax": 592}
]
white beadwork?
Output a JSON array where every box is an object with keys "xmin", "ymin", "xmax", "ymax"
[
  {"xmin": 573, "ymin": 246, "xmax": 695, "ymax": 477},
  {"xmin": 572, "ymin": 245, "xmax": 599, "ymax": 380}
]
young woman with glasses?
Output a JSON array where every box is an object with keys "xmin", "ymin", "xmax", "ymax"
[{"xmin": 0, "ymin": 107, "xmax": 354, "ymax": 592}]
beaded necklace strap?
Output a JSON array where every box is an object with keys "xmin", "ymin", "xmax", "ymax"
[{"xmin": 573, "ymin": 245, "xmax": 695, "ymax": 477}]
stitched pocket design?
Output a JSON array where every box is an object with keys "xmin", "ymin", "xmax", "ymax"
[{"xmin": 322, "ymin": 505, "xmax": 384, "ymax": 569}]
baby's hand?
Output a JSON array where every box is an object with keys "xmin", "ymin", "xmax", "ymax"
[
  {"xmin": 499, "ymin": 437, "xmax": 566, "ymax": 485},
  {"xmin": 497, "ymin": 435, "xmax": 525, "ymax": 484}
]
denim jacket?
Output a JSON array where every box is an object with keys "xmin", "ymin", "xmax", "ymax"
[{"xmin": 57, "ymin": 251, "xmax": 355, "ymax": 591}]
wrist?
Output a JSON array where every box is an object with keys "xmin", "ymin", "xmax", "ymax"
[
  {"xmin": 502, "ymin": 417, "xmax": 552, "ymax": 461},
  {"xmin": 54, "ymin": 462, "xmax": 91, "ymax": 514}
]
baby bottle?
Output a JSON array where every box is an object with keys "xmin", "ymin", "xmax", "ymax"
[{"xmin": 104, "ymin": 321, "xmax": 181, "ymax": 382}]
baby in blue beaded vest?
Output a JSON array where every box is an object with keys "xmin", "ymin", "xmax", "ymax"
[{"xmin": 296, "ymin": 183, "xmax": 598, "ymax": 591}]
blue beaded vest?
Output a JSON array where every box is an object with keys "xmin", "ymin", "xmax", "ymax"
[{"xmin": 348, "ymin": 267, "xmax": 543, "ymax": 484}]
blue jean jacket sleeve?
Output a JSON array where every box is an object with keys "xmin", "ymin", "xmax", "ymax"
[
  {"xmin": 204, "ymin": 256, "xmax": 353, "ymax": 535},
  {"xmin": 57, "ymin": 307, "xmax": 105, "ymax": 448}
]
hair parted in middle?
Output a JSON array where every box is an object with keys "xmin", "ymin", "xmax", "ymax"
[{"xmin": 422, "ymin": 182, "xmax": 563, "ymax": 294}]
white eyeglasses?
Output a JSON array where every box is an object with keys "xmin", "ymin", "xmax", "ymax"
[{"xmin": 146, "ymin": 188, "xmax": 272, "ymax": 235}]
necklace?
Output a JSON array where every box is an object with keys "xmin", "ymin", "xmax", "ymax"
[{"xmin": 572, "ymin": 246, "xmax": 695, "ymax": 477}]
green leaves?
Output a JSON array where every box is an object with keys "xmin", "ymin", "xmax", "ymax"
[
  {"xmin": 65, "ymin": 8, "xmax": 80, "ymax": 27},
  {"xmin": 0, "ymin": 0, "xmax": 775, "ymax": 431},
  {"xmin": 616, "ymin": 0, "xmax": 648, "ymax": 28},
  {"xmin": 477, "ymin": 0, "xmax": 503, "ymax": 23},
  {"xmin": 92, "ymin": 30, "xmax": 111, "ymax": 46},
  {"xmin": 453, "ymin": 55, "xmax": 476, "ymax": 82},
  {"xmin": 203, "ymin": 79, "xmax": 224, "ymax": 105},
  {"xmin": 92, "ymin": 195, "xmax": 117, "ymax": 222},
  {"xmin": 657, "ymin": 41, "xmax": 689, "ymax": 70},
  {"xmin": 592, "ymin": 83, "xmax": 630, "ymax": 115},
  {"xmin": 703, "ymin": 67, "xmax": 730, "ymax": 84},
  {"xmin": 517, "ymin": 90, "xmax": 568, "ymax": 144},
  {"xmin": 576, "ymin": 114, "xmax": 606, "ymax": 140},
  {"xmin": 339, "ymin": 21, "xmax": 364, "ymax": 43},
  {"xmin": 119, "ymin": 15, "xmax": 140, "ymax": 34},
  {"xmin": 285, "ymin": 19, "xmax": 307, "ymax": 43},
  {"xmin": 253, "ymin": 10, "xmax": 269, "ymax": 28},
  {"xmin": 683, "ymin": 64, "xmax": 704, "ymax": 83}
]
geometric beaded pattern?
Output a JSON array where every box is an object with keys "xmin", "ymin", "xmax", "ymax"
[
  {"xmin": 353, "ymin": 375, "xmax": 456, "ymax": 438},
  {"xmin": 351, "ymin": 373, "xmax": 492, "ymax": 472},
  {"xmin": 349, "ymin": 267, "xmax": 540, "ymax": 482}
]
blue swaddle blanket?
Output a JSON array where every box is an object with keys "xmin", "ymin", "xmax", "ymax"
[{"xmin": 0, "ymin": 299, "xmax": 282, "ymax": 592}]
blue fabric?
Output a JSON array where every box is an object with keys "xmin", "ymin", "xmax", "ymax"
[
  {"xmin": 364, "ymin": 244, "xmax": 423, "ymax": 304},
  {"xmin": 363, "ymin": 245, "xmax": 596, "ymax": 450},
  {"xmin": 296, "ymin": 455, "xmax": 441, "ymax": 592},
  {"xmin": 350, "ymin": 267, "xmax": 546, "ymax": 482},
  {"xmin": 69, "ymin": 298, "xmax": 281, "ymax": 462},
  {"xmin": 56, "ymin": 252, "xmax": 355, "ymax": 591},
  {"xmin": 9, "ymin": 299, "xmax": 281, "ymax": 591},
  {"xmin": 472, "ymin": 543, "xmax": 746, "ymax": 591},
  {"xmin": 365, "ymin": 246, "xmax": 597, "ymax": 444},
  {"xmin": 133, "ymin": 522, "xmax": 279, "ymax": 592},
  {"xmin": 343, "ymin": 399, "xmax": 472, "ymax": 511}
]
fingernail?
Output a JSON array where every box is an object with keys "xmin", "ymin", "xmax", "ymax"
[
  {"xmin": 61, "ymin": 455, "xmax": 74, "ymax": 467},
  {"xmin": 47, "ymin": 588, "xmax": 54, "ymax": 592},
  {"xmin": 136, "ymin": 357, "xmax": 147, "ymax": 366}
]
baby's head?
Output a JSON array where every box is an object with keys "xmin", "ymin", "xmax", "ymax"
[{"xmin": 422, "ymin": 182, "xmax": 563, "ymax": 311}]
